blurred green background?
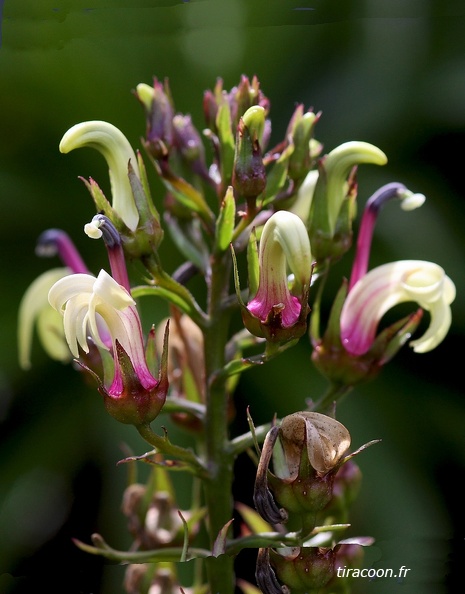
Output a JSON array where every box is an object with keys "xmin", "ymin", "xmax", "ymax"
[{"xmin": 1, "ymin": 1, "xmax": 464, "ymax": 593}]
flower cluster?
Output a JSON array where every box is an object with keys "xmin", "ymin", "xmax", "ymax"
[{"xmin": 18, "ymin": 74, "xmax": 456, "ymax": 594}]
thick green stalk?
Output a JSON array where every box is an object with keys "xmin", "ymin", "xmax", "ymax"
[
  {"xmin": 202, "ymin": 250, "xmax": 235, "ymax": 593},
  {"xmin": 142, "ymin": 245, "xmax": 236, "ymax": 591}
]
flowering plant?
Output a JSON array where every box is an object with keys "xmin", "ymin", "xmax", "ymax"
[{"xmin": 19, "ymin": 75, "xmax": 455, "ymax": 593}]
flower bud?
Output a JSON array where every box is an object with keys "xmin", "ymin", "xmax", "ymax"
[
  {"xmin": 286, "ymin": 105, "xmax": 319, "ymax": 183},
  {"xmin": 172, "ymin": 114, "xmax": 209, "ymax": 179},
  {"xmin": 136, "ymin": 78, "xmax": 174, "ymax": 159},
  {"xmin": 203, "ymin": 77, "xmax": 225, "ymax": 134},
  {"xmin": 231, "ymin": 74, "xmax": 270, "ymax": 130},
  {"xmin": 238, "ymin": 211, "xmax": 312, "ymax": 345},
  {"xmin": 232, "ymin": 106, "xmax": 267, "ymax": 206}
]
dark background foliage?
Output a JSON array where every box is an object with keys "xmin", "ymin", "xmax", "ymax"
[{"xmin": 1, "ymin": 1, "xmax": 464, "ymax": 593}]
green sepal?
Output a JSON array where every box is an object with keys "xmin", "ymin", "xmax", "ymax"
[
  {"xmin": 246, "ymin": 228, "xmax": 260, "ymax": 298},
  {"xmin": 136, "ymin": 150, "xmax": 161, "ymax": 225},
  {"xmin": 312, "ymin": 302, "xmax": 423, "ymax": 390},
  {"xmin": 246, "ymin": 406, "xmax": 262, "ymax": 457},
  {"xmin": 371, "ymin": 308, "xmax": 423, "ymax": 365},
  {"xmin": 261, "ymin": 141, "xmax": 295, "ymax": 206},
  {"xmin": 216, "ymin": 98, "xmax": 236, "ymax": 189},
  {"xmin": 126, "ymin": 159, "xmax": 164, "ymax": 255},
  {"xmin": 159, "ymin": 169, "xmax": 215, "ymax": 231},
  {"xmin": 215, "ymin": 186, "xmax": 236, "ymax": 252},
  {"xmin": 145, "ymin": 325, "xmax": 160, "ymax": 379},
  {"xmin": 80, "ymin": 176, "xmax": 126, "ymax": 231},
  {"xmin": 288, "ymin": 110, "xmax": 318, "ymax": 183},
  {"xmin": 230, "ymin": 243, "xmax": 246, "ymax": 308},
  {"xmin": 144, "ymin": 147, "xmax": 215, "ymax": 232}
]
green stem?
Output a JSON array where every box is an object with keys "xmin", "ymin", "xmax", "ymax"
[
  {"xmin": 136, "ymin": 423, "xmax": 208, "ymax": 478},
  {"xmin": 231, "ymin": 202, "xmax": 257, "ymax": 243},
  {"xmin": 309, "ymin": 263, "xmax": 329, "ymax": 345},
  {"xmin": 202, "ymin": 250, "xmax": 236, "ymax": 594},
  {"xmin": 312, "ymin": 382, "xmax": 353, "ymax": 414}
]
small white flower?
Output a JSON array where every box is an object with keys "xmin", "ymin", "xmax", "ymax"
[{"xmin": 49, "ymin": 269, "xmax": 157, "ymax": 394}]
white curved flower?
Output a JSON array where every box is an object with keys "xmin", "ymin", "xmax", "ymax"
[
  {"xmin": 48, "ymin": 269, "xmax": 157, "ymax": 394},
  {"xmin": 60, "ymin": 121, "xmax": 140, "ymax": 231},
  {"xmin": 340, "ymin": 260, "xmax": 456, "ymax": 355},
  {"xmin": 247, "ymin": 211, "xmax": 312, "ymax": 328}
]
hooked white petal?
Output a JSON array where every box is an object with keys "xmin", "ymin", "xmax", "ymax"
[
  {"xmin": 48, "ymin": 273, "xmax": 96, "ymax": 312},
  {"xmin": 60, "ymin": 120, "xmax": 140, "ymax": 231},
  {"xmin": 92, "ymin": 269, "xmax": 135, "ymax": 310}
]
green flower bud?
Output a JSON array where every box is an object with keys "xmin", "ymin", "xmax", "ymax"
[
  {"xmin": 286, "ymin": 105, "xmax": 319, "ymax": 183},
  {"xmin": 135, "ymin": 77, "xmax": 174, "ymax": 160},
  {"xmin": 232, "ymin": 106, "xmax": 267, "ymax": 204}
]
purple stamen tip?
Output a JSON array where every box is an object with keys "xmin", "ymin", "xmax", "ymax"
[{"xmin": 36, "ymin": 228, "xmax": 88, "ymax": 273}]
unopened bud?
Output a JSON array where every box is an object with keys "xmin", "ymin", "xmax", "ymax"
[
  {"xmin": 136, "ymin": 78, "xmax": 174, "ymax": 159},
  {"xmin": 232, "ymin": 106, "xmax": 266, "ymax": 203}
]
